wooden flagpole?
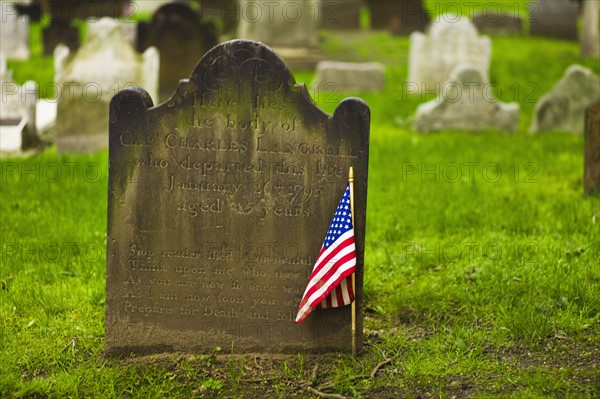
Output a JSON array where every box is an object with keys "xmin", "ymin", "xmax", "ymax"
[{"xmin": 349, "ymin": 166, "xmax": 356, "ymax": 356}]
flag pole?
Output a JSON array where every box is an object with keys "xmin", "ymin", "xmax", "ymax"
[{"xmin": 349, "ymin": 166, "xmax": 356, "ymax": 356}]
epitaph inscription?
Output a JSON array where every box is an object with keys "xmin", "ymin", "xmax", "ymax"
[{"xmin": 105, "ymin": 40, "xmax": 370, "ymax": 355}]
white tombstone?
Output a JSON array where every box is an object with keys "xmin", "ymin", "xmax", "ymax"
[
  {"xmin": 408, "ymin": 14, "xmax": 491, "ymax": 93},
  {"xmin": 54, "ymin": 18, "xmax": 159, "ymax": 153},
  {"xmin": 313, "ymin": 61, "xmax": 386, "ymax": 92},
  {"xmin": 530, "ymin": 65, "xmax": 600, "ymax": 134},
  {"xmin": 413, "ymin": 64, "xmax": 519, "ymax": 133},
  {"xmin": 0, "ymin": 1, "xmax": 30, "ymax": 59},
  {"xmin": 1, "ymin": 64, "xmax": 38, "ymax": 152}
]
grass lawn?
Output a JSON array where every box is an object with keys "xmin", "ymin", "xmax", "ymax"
[{"xmin": 2, "ymin": 9, "xmax": 600, "ymax": 399}]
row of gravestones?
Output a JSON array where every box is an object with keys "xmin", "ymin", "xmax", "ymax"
[
  {"xmin": 2, "ymin": 15, "xmax": 598, "ymax": 155},
  {"xmin": 405, "ymin": 15, "xmax": 600, "ymax": 133},
  {"xmin": 3, "ymin": 0, "xmax": 599, "ymax": 63}
]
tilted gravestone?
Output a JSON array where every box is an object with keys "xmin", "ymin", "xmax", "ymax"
[
  {"xmin": 136, "ymin": 2, "xmax": 218, "ymax": 101},
  {"xmin": 408, "ymin": 15, "xmax": 491, "ymax": 93},
  {"xmin": 0, "ymin": 1, "xmax": 30, "ymax": 59},
  {"xmin": 529, "ymin": 0, "xmax": 579, "ymax": 41},
  {"xmin": 530, "ymin": 65, "xmax": 600, "ymax": 134},
  {"xmin": 54, "ymin": 18, "xmax": 159, "ymax": 153},
  {"xmin": 584, "ymin": 101, "xmax": 600, "ymax": 196},
  {"xmin": 413, "ymin": 64, "xmax": 519, "ymax": 133},
  {"xmin": 105, "ymin": 40, "xmax": 370, "ymax": 355}
]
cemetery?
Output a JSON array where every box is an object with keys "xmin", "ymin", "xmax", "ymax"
[{"xmin": 1, "ymin": 0, "xmax": 599, "ymax": 397}]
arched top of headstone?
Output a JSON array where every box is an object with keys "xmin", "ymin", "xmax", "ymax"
[
  {"xmin": 153, "ymin": 2, "xmax": 199, "ymax": 22},
  {"xmin": 163, "ymin": 39, "xmax": 315, "ymax": 110}
]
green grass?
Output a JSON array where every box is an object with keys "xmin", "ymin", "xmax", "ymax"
[{"xmin": 2, "ymin": 11, "xmax": 600, "ymax": 399}]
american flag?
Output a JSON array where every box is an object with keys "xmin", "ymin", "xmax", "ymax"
[{"xmin": 295, "ymin": 184, "xmax": 356, "ymax": 324}]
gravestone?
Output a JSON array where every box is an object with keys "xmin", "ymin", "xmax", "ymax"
[
  {"xmin": 0, "ymin": 1, "xmax": 30, "ymax": 59},
  {"xmin": 530, "ymin": 65, "xmax": 600, "ymax": 133},
  {"xmin": 529, "ymin": 0, "xmax": 579, "ymax": 41},
  {"xmin": 105, "ymin": 39, "xmax": 369, "ymax": 355},
  {"xmin": 584, "ymin": 100, "xmax": 600, "ymax": 196},
  {"xmin": 136, "ymin": 2, "xmax": 218, "ymax": 101},
  {"xmin": 367, "ymin": 0, "xmax": 430, "ymax": 35},
  {"xmin": 472, "ymin": 11, "xmax": 523, "ymax": 35},
  {"xmin": 408, "ymin": 15, "xmax": 491, "ymax": 93},
  {"xmin": 314, "ymin": 61, "xmax": 385, "ymax": 92},
  {"xmin": 581, "ymin": 0, "xmax": 600, "ymax": 58},
  {"xmin": 237, "ymin": 0, "xmax": 321, "ymax": 69},
  {"xmin": 413, "ymin": 64, "xmax": 519, "ymax": 133},
  {"xmin": 320, "ymin": 0, "xmax": 363, "ymax": 30},
  {"xmin": 0, "ymin": 60, "xmax": 38, "ymax": 152},
  {"xmin": 42, "ymin": 19, "xmax": 80, "ymax": 56},
  {"xmin": 54, "ymin": 18, "xmax": 159, "ymax": 153},
  {"xmin": 131, "ymin": 0, "xmax": 172, "ymax": 14}
]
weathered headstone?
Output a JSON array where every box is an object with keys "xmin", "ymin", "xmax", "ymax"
[
  {"xmin": 581, "ymin": 0, "xmax": 600, "ymax": 58},
  {"xmin": 42, "ymin": 19, "xmax": 80, "ymax": 56},
  {"xmin": 472, "ymin": 11, "xmax": 523, "ymax": 35},
  {"xmin": 0, "ymin": 1, "xmax": 30, "ymax": 59},
  {"xmin": 105, "ymin": 40, "xmax": 369, "ymax": 355},
  {"xmin": 237, "ymin": 0, "xmax": 322, "ymax": 69},
  {"xmin": 413, "ymin": 64, "xmax": 519, "ymax": 133},
  {"xmin": 320, "ymin": 0, "xmax": 363, "ymax": 30},
  {"xmin": 314, "ymin": 61, "xmax": 385, "ymax": 92},
  {"xmin": 54, "ymin": 18, "xmax": 159, "ymax": 153},
  {"xmin": 530, "ymin": 65, "xmax": 600, "ymax": 133},
  {"xmin": 408, "ymin": 15, "xmax": 491, "ymax": 93},
  {"xmin": 136, "ymin": 2, "xmax": 218, "ymax": 101},
  {"xmin": 0, "ymin": 61, "xmax": 38, "ymax": 152},
  {"xmin": 584, "ymin": 100, "xmax": 600, "ymax": 196},
  {"xmin": 367, "ymin": 0, "xmax": 430, "ymax": 35},
  {"xmin": 529, "ymin": 0, "xmax": 579, "ymax": 41}
]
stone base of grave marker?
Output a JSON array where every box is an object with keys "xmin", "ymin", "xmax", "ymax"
[
  {"xmin": 584, "ymin": 101, "xmax": 600, "ymax": 196},
  {"xmin": 105, "ymin": 40, "xmax": 370, "ymax": 356}
]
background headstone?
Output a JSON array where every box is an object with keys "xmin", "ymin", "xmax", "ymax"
[
  {"xmin": 130, "ymin": 0, "xmax": 172, "ymax": 14},
  {"xmin": 408, "ymin": 15, "xmax": 491, "ymax": 93},
  {"xmin": 237, "ymin": 0, "xmax": 322, "ymax": 69},
  {"xmin": 0, "ymin": 1, "xmax": 30, "ymax": 59},
  {"xmin": 136, "ymin": 2, "xmax": 218, "ymax": 101},
  {"xmin": 367, "ymin": 0, "xmax": 430, "ymax": 35},
  {"xmin": 314, "ymin": 61, "xmax": 385, "ymax": 92},
  {"xmin": 413, "ymin": 64, "xmax": 520, "ymax": 133},
  {"xmin": 320, "ymin": 0, "xmax": 363, "ymax": 30},
  {"xmin": 0, "ymin": 60, "xmax": 38, "ymax": 152},
  {"xmin": 42, "ymin": 19, "xmax": 79, "ymax": 56},
  {"xmin": 584, "ymin": 100, "xmax": 600, "ymax": 196},
  {"xmin": 54, "ymin": 18, "xmax": 159, "ymax": 153},
  {"xmin": 529, "ymin": 0, "xmax": 579, "ymax": 41},
  {"xmin": 530, "ymin": 65, "xmax": 600, "ymax": 133},
  {"xmin": 581, "ymin": 0, "xmax": 600, "ymax": 58},
  {"xmin": 472, "ymin": 11, "xmax": 523, "ymax": 35},
  {"xmin": 105, "ymin": 39, "xmax": 370, "ymax": 356}
]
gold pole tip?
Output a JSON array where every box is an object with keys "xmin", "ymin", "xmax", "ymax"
[{"xmin": 349, "ymin": 166, "xmax": 354, "ymax": 182}]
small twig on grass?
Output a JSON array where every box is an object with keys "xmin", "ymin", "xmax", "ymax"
[
  {"xmin": 311, "ymin": 364, "xmax": 320, "ymax": 381},
  {"xmin": 306, "ymin": 386, "xmax": 349, "ymax": 399},
  {"xmin": 370, "ymin": 358, "xmax": 392, "ymax": 378}
]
